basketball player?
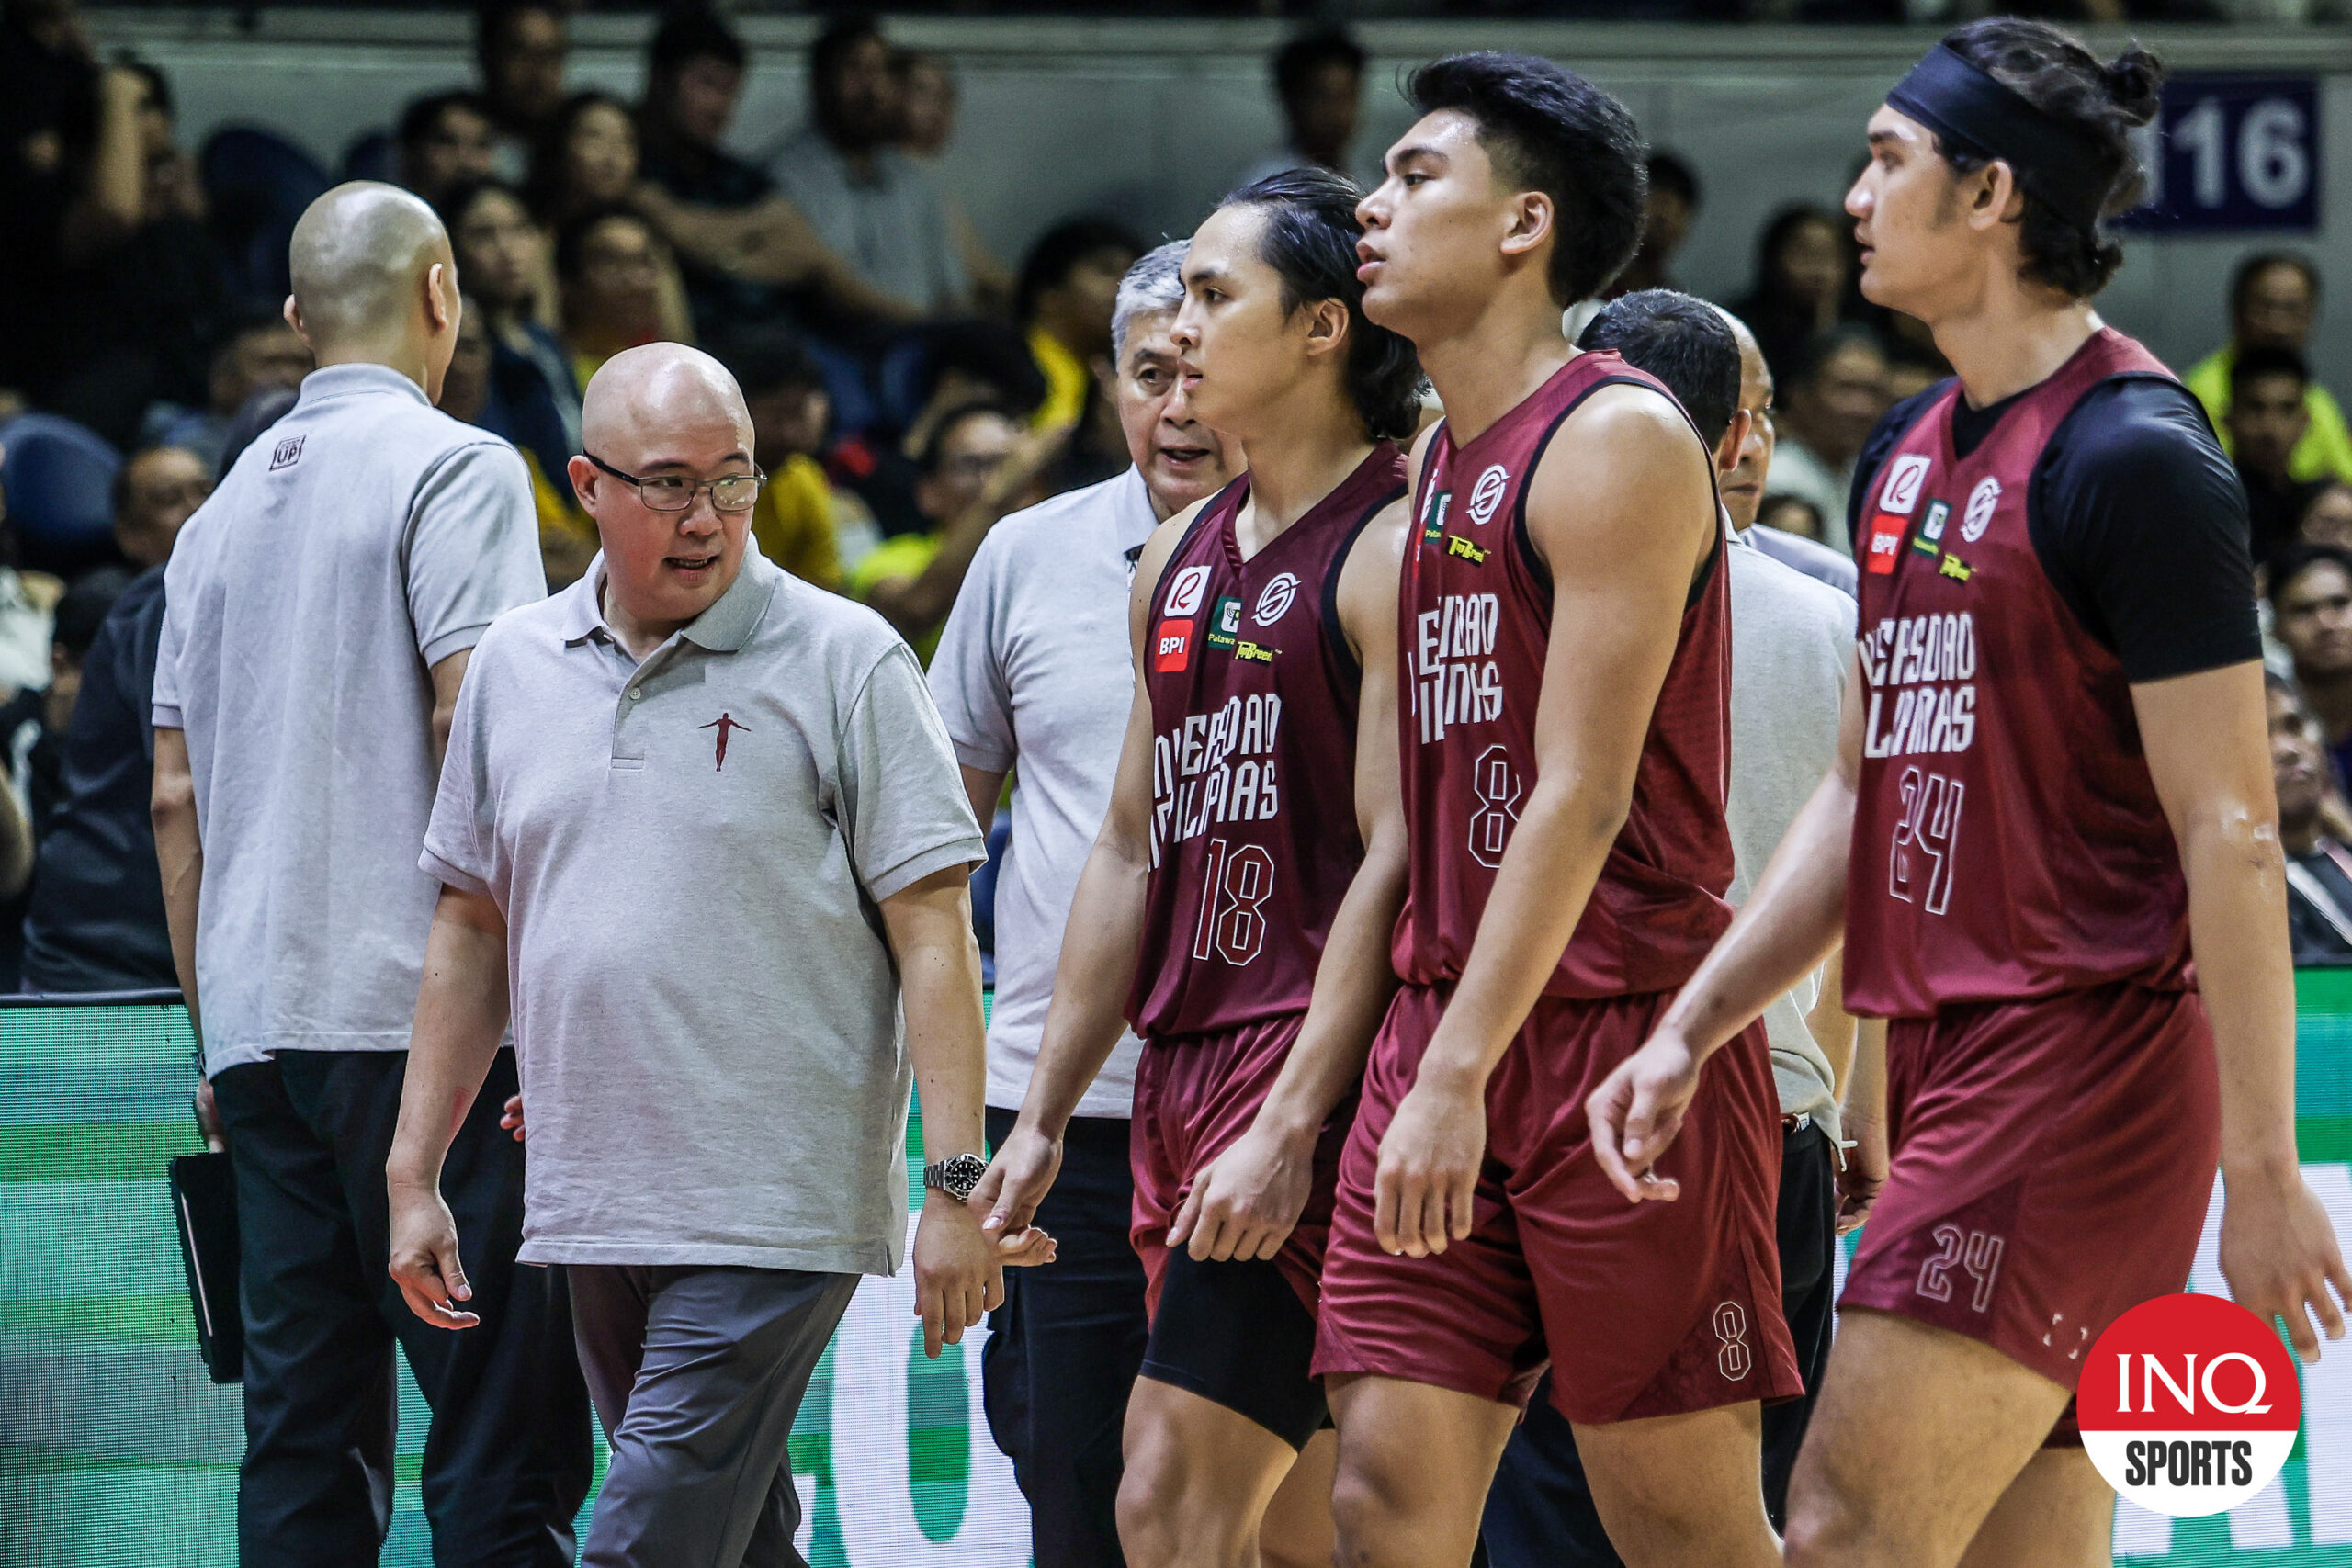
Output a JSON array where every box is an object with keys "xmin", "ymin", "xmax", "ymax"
[
  {"xmin": 1589, "ymin": 22, "xmax": 2352, "ymax": 1567},
  {"xmin": 978, "ymin": 165, "xmax": 1421, "ymax": 1568},
  {"xmin": 1312, "ymin": 54, "xmax": 1799, "ymax": 1568}
]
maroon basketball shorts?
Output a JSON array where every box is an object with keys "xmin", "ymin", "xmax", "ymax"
[
  {"xmin": 1313, "ymin": 983, "xmax": 1803, "ymax": 1426},
  {"xmin": 1842, "ymin": 983, "xmax": 2220, "ymax": 1414},
  {"xmin": 1129, "ymin": 1013, "xmax": 1356, "ymax": 1320}
]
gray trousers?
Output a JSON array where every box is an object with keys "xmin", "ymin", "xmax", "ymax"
[{"xmin": 570, "ymin": 1265, "xmax": 859, "ymax": 1568}]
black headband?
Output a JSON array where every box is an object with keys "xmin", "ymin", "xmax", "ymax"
[{"xmin": 1885, "ymin": 44, "xmax": 2120, "ymax": 231}]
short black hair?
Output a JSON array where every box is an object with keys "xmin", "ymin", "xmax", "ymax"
[
  {"xmin": 649, "ymin": 6, "xmax": 746, "ymax": 78},
  {"xmin": 476, "ymin": 0, "xmax": 558, "ymax": 59},
  {"xmin": 400, "ymin": 90, "xmax": 489, "ymax": 153},
  {"xmin": 1015, "ymin": 218, "xmax": 1144, "ymax": 328},
  {"xmin": 2276, "ymin": 543, "xmax": 2352, "ymax": 610},
  {"xmin": 1646, "ymin": 150, "xmax": 1700, "ymax": 210},
  {"xmin": 554, "ymin": 203, "xmax": 654, "ymax": 281},
  {"xmin": 2232, "ymin": 253, "xmax": 2321, "ymax": 318},
  {"xmin": 1577, "ymin": 290, "xmax": 1738, "ymax": 447},
  {"xmin": 811, "ymin": 13, "xmax": 884, "ymax": 92},
  {"xmin": 1938, "ymin": 18, "xmax": 2163, "ymax": 299},
  {"xmin": 920, "ymin": 399, "xmax": 1017, "ymax": 479},
  {"xmin": 908, "ymin": 320, "xmax": 1048, "ymax": 420},
  {"xmin": 1273, "ymin": 28, "xmax": 1365, "ymax": 102},
  {"xmin": 2232, "ymin": 344, "xmax": 2311, "ymax": 399},
  {"xmin": 717, "ymin": 324, "xmax": 827, "ymax": 399},
  {"xmin": 53, "ymin": 570, "xmax": 130, "ymax": 662},
  {"xmin": 1222, "ymin": 167, "xmax": 1426, "ymax": 444},
  {"xmin": 1408, "ymin": 51, "xmax": 1647, "ymax": 307},
  {"xmin": 434, "ymin": 174, "xmax": 526, "ymax": 240},
  {"xmin": 1792, "ymin": 324, "xmax": 1886, "ymax": 391}
]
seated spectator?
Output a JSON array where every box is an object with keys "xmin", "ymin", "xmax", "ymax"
[
  {"xmin": 1017, "ymin": 218, "xmax": 1141, "ymax": 433},
  {"xmin": 892, "ymin": 47, "xmax": 1011, "ymax": 314},
  {"xmin": 723, "ymin": 326, "xmax": 876, "ymax": 589},
  {"xmin": 147, "ymin": 307, "xmax": 312, "ymax": 473},
  {"xmin": 1766, "ymin": 326, "xmax": 1886, "ymax": 557},
  {"xmin": 526, "ymin": 88, "xmax": 635, "ymax": 228},
  {"xmin": 1611, "ymin": 152, "xmax": 1700, "ymax": 299},
  {"xmin": 2189, "ymin": 254, "xmax": 2352, "ymax": 486},
  {"xmin": 439, "ymin": 296, "xmax": 590, "ymax": 589},
  {"xmin": 475, "ymin": 0, "xmax": 568, "ymax": 170},
  {"xmin": 2301, "ymin": 482, "xmax": 2352, "ymax": 554},
  {"xmin": 1238, "ymin": 28, "xmax": 1369, "ymax": 188},
  {"xmin": 2270, "ymin": 673, "xmax": 2352, "ymax": 964},
  {"xmin": 439, "ymin": 177, "xmax": 579, "ymax": 488},
  {"xmin": 34, "ymin": 61, "xmax": 226, "ymax": 449},
  {"xmin": 849, "ymin": 400, "xmax": 1060, "ymax": 660},
  {"xmin": 557, "ymin": 205, "xmax": 691, "ymax": 389},
  {"xmin": 1728, "ymin": 204, "xmax": 1867, "ymax": 392},
  {"xmin": 2272, "ymin": 544, "xmax": 2352, "ymax": 785},
  {"xmin": 769, "ymin": 16, "xmax": 969, "ymax": 319},
  {"xmin": 19, "ymin": 529, "xmax": 175, "ymax": 990},
  {"xmin": 110, "ymin": 444, "xmax": 208, "ymax": 569},
  {"xmin": 628, "ymin": 14, "xmax": 910, "ymax": 336},
  {"xmin": 0, "ymin": 566, "xmax": 120, "ymax": 986},
  {"xmin": 396, "ymin": 90, "xmax": 495, "ymax": 209},
  {"xmin": 847, "ymin": 319, "xmax": 1046, "ymax": 538},
  {"xmin": 1758, "ymin": 493, "xmax": 1828, "ymax": 544},
  {"xmin": 2227, "ymin": 344, "xmax": 2326, "ymax": 564}
]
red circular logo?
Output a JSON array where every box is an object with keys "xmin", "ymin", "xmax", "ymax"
[{"xmin": 2078, "ymin": 1293, "xmax": 2301, "ymax": 1517}]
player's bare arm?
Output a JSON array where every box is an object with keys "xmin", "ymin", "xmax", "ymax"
[
  {"xmin": 1589, "ymin": 651, "xmax": 1865, "ymax": 1201},
  {"xmin": 978, "ymin": 502, "xmax": 1204, "ymax": 1236},
  {"xmin": 1171, "ymin": 491, "xmax": 1414, "ymax": 1263},
  {"xmin": 1375, "ymin": 384, "xmax": 1717, "ymax": 1258},
  {"xmin": 2135, "ymin": 660, "xmax": 2352, "ymax": 1359}
]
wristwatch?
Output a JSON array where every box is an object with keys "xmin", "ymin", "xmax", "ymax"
[{"xmin": 924, "ymin": 1152, "xmax": 989, "ymax": 1204}]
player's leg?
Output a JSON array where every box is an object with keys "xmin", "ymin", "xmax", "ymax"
[
  {"xmin": 1782, "ymin": 1308, "xmax": 2073, "ymax": 1568},
  {"xmin": 1956, "ymin": 1447, "xmax": 2112, "ymax": 1568},
  {"xmin": 1328, "ymin": 1373, "xmax": 1519, "ymax": 1568},
  {"xmin": 1261, "ymin": 1429, "xmax": 1340, "ymax": 1568},
  {"xmin": 1116, "ymin": 1376, "xmax": 1302, "ymax": 1568},
  {"xmin": 1571, "ymin": 1403, "xmax": 1780, "ymax": 1567}
]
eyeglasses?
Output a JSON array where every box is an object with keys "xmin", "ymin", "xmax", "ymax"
[{"xmin": 585, "ymin": 453, "xmax": 764, "ymax": 513}]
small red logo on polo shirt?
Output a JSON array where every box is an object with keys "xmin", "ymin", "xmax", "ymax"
[
  {"xmin": 2078, "ymin": 1292, "xmax": 2300, "ymax": 1517},
  {"xmin": 1154, "ymin": 619, "xmax": 1193, "ymax": 672},
  {"xmin": 697, "ymin": 712, "xmax": 748, "ymax": 771},
  {"xmin": 1865, "ymin": 513, "xmax": 1907, "ymax": 575}
]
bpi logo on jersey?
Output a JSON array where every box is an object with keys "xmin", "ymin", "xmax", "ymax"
[
  {"xmin": 1154, "ymin": 618, "xmax": 1193, "ymax": 672},
  {"xmin": 1879, "ymin": 454, "xmax": 1931, "ymax": 515},
  {"xmin": 1164, "ymin": 564, "xmax": 1213, "ymax": 617},
  {"xmin": 2078, "ymin": 1293, "xmax": 2300, "ymax": 1517},
  {"xmin": 1961, "ymin": 478, "xmax": 2002, "ymax": 543},
  {"xmin": 1465, "ymin": 465, "xmax": 1510, "ymax": 525},
  {"xmin": 1254, "ymin": 572, "xmax": 1301, "ymax": 626}
]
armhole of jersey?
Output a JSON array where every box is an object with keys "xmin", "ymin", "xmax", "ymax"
[
  {"xmin": 1851, "ymin": 380, "xmax": 1954, "ymax": 544},
  {"xmin": 1152, "ymin": 476, "xmax": 1243, "ymax": 615},
  {"xmin": 2022, "ymin": 370, "xmax": 2188, "ymax": 660},
  {"xmin": 1319, "ymin": 482, "xmax": 1408, "ymax": 694},
  {"xmin": 1509, "ymin": 373, "xmax": 1720, "ymax": 607}
]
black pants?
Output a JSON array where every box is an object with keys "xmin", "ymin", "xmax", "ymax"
[
  {"xmin": 212, "ymin": 1049, "xmax": 594, "ymax": 1567},
  {"xmin": 982, "ymin": 1106, "xmax": 1151, "ymax": 1568},
  {"xmin": 1477, "ymin": 1121, "xmax": 1839, "ymax": 1566}
]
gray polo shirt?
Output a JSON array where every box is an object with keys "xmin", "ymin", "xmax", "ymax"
[
  {"xmin": 424, "ymin": 547, "xmax": 985, "ymax": 1274},
  {"xmin": 1725, "ymin": 532, "xmax": 1857, "ymax": 1141},
  {"xmin": 930, "ymin": 468, "xmax": 1158, "ymax": 1119},
  {"xmin": 153, "ymin": 363, "xmax": 545, "ymax": 1077},
  {"xmin": 768, "ymin": 128, "xmax": 969, "ymax": 315}
]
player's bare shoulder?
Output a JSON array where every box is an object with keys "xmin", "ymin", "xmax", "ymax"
[
  {"xmin": 1336, "ymin": 489, "xmax": 1411, "ymax": 660},
  {"xmin": 1126, "ymin": 494, "xmax": 1217, "ymax": 657},
  {"xmin": 1524, "ymin": 378, "xmax": 1714, "ymax": 565}
]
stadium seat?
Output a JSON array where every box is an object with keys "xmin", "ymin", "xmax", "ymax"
[
  {"xmin": 203, "ymin": 126, "xmax": 334, "ymax": 309},
  {"xmin": 0, "ymin": 412, "xmax": 123, "ymax": 575}
]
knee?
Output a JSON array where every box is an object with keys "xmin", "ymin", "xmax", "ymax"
[
  {"xmin": 1328, "ymin": 1464, "xmax": 1400, "ymax": 1568},
  {"xmin": 1782, "ymin": 1478, "xmax": 1868, "ymax": 1568},
  {"xmin": 1114, "ymin": 1446, "xmax": 1202, "ymax": 1568}
]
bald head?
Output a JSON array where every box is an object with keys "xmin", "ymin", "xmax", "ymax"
[
  {"xmin": 581, "ymin": 343, "xmax": 753, "ymax": 465},
  {"xmin": 288, "ymin": 183, "xmax": 457, "ymax": 353},
  {"xmin": 1711, "ymin": 304, "xmax": 1776, "ymax": 529}
]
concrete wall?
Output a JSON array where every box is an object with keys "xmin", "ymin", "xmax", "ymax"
[{"xmin": 85, "ymin": 7, "xmax": 2352, "ymax": 385}]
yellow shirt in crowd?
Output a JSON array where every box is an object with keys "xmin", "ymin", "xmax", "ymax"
[
  {"xmin": 2187, "ymin": 344, "xmax": 2352, "ymax": 486},
  {"xmin": 751, "ymin": 454, "xmax": 846, "ymax": 592},
  {"xmin": 847, "ymin": 531, "xmax": 945, "ymax": 664},
  {"xmin": 1027, "ymin": 325, "xmax": 1091, "ymax": 432}
]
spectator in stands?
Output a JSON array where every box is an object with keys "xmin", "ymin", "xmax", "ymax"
[
  {"xmin": 2269, "ymin": 673, "xmax": 2352, "ymax": 964},
  {"xmin": 2272, "ymin": 544, "xmax": 2352, "ymax": 787},
  {"xmin": 20, "ymin": 514, "xmax": 175, "ymax": 991},
  {"xmin": 2228, "ymin": 345, "xmax": 2324, "ymax": 565},
  {"xmin": 475, "ymin": 0, "xmax": 568, "ymax": 157},
  {"xmin": 111, "ymin": 445, "xmax": 208, "ymax": 570},
  {"xmin": 1611, "ymin": 152, "xmax": 1700, "ymax": 299},
  {"xmin": 1713, "ymin": 306, "xmax": 1854, "ymax": 595},
  {"xmin": 2189, "ymin": 254, "xmax": 2352, "ymax": 487},
  {"xmin": 723, "ymin": 326, "xmax": 873, "ymax": 589},
  {"xmin": 557, "ymin": 205, "xmax": 691, "ymax": 390},
  {"xmin": 893, "ymin": 47, "xmax": 1012, "ymax": 316},
  {"xmin": 842, "ymin": 320, "xmax": 1046, "ymax": 540},
  {"xmin": 770, "ymin": 15, "xmax": 969, "ymax": 318},
  {"xmin": 1728, "ymin": 204, "xmax": 1862, "ymax": 391},
  {"xmin": 1766, "ymin": 326, "xmax": 1887, "ymax": 557},
  {"xmin": 1018, "ymin": 219, "xmax": 1141, "ymax": 434},
  {"xmin": 397, "ymin": 90, "xmax": 496, "ymax": 209},
  {"xmin": 1239, "ymin": 28, "xmax": 1368, "ymax": 188},
  {"xmin": 851, "ymin": 400, "xmax": 1061, "ymax": 661},
  {"xmin": 0, "ymin": 566, "xmax": 120, "ymax": 986},
  {"xmin": 1758, "ymin": 494, "xmax": 1827, "ymax": 542},
  {"xmin": 2301, "ymin": 482, "xmax": 2352, "ymax": 555},
  {"xmin": 525, "ymin": 88, "xmax": 633, "ymax": 228},
  {"xmin": 38, "ymin": 61, "xmax": 225, "ymax": 449},
  {"xmin": 441, "ymin": 296, "xmax": 589, "ymax": 588},
  {"xmin": 440, "ymin": 179, "xmax": 579, "ymax": 494},
  {"xmin": 149, "ymin": 308, "xmax": 313, "ymax": 474}
]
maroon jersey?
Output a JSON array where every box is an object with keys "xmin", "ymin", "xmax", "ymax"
[
  {"xmin": 1845, "ymin": 329, "xmax": 2192, "ymax": 1016},
  {"xmin": 1392, "ymin": 354, "xmax": 1736, "ymax": 998},
  {"xmin": 1129, "ymin": 445, "xmax": 1407, "ymax": 1041}
]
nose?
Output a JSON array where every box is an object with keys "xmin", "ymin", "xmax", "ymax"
[{"xmin": 1845, "ymin": 175, "xmax": 1871, "ymax": 220}]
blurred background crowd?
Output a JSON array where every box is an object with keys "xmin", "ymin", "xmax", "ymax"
[{"xmin": 0, "ymin": 0, "xmax": 2346, "ymax": 992}]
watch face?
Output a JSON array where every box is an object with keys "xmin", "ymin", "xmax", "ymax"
[{"xmin": 936, "ymin": 1153, "xmax": 987, "ymax": 1201}]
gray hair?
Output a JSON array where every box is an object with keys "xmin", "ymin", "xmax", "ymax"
[{"xmin": 1111, "ymin": 240, "xmax": 1188, "ymax": 362}]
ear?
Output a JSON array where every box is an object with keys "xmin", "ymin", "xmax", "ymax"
[
  {"xmin": 282, "ymin": 294, "xmax": 312, "ymax": 352},
  {"xmin": 1299, "ymin": 296, "xmax": 1351, "ymax": 361},
  {"xmin": 1970, "ymin": 161, "xmax": 2027, "ymax": 230},
  {"xmin": 566, "ymin": 454, "xmax": 600, "ymax": 511},
  {"xmin": 1713, "ymin": 409, "xmax": 1751, "ymax": 477},
  {"xmin": 1498, "ymin": 189, "xmax": 1555, "ymax": 265},
  {"xmin": 424, "ymin": 261, "xmax": 457, "ymax": 335}
]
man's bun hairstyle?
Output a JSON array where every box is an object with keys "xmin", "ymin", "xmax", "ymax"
[
  {"xmin": 1941, "ymin": 17, "xmax": 2163, "ymax": 299},
  {"xmin": 1408, "ymin": 52, "xmax": 1647, "ymax": 308},
  {"xmin": 1223, "ymin": 166, "xmax": 1426, "ymax": 444}
]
